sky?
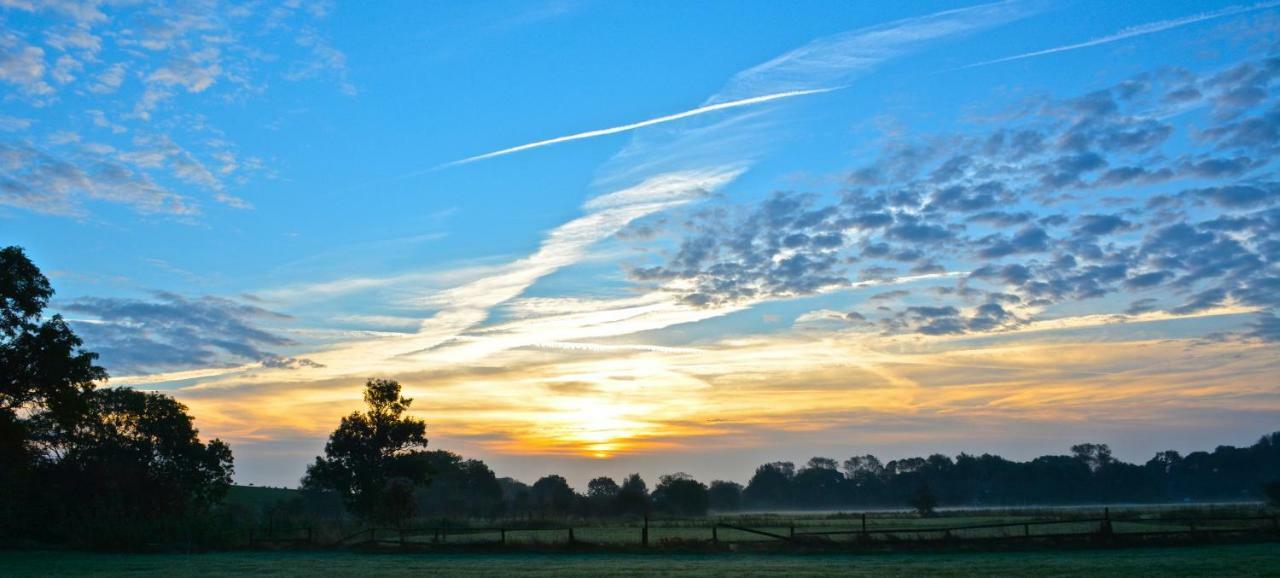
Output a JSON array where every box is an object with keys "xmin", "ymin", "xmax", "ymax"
[{"xmin": 2, "ymin": 0, "xmax": 1279, "ymax": 489}]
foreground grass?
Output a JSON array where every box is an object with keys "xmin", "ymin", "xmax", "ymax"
[{"xmin": 3, "ymin": 543, "xmax": 1278, "ymax": 577}]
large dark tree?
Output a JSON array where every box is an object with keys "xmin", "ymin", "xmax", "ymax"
[
  {"xmin": 38, "ymin": 387, "xmax": 234, "ymax": 544},
  {"xmin": 1, "ymin": 246, "xmax": 233, "ymax": 546},
  {"xmin": 2, "ymin": 246, "xmax": 106, "ymax": 537},
  {"xmin": 530, "ymin": 474, "xmax": 575, "ymax": 516},
  {"xmin": 587, "ymin": 476, "xmax": 620, "ymax": 515},
  {"xmin": 1, "ymin": 247, "xmax": 106, "ymax": 466},
  {"xmin": 415, "ymin": 450, "xmax": 504, "ymax": 518},
  {"xmin": 708, "ymin": 480, "xmax": 743, "ymax": 512},
  {"xmin": 303, "ymin": 378, "xmax": 431, "ymax": 521},
  {"xmin": 743, "ymin": 461, "xmax": 794, "ymax": 508},
  {"xmin": 615, "ymin": 473, "xmax": 649, "ymax": 516},
  {"xmin": 793, "ymin": 457, "xmax": 846, "ymax": 508},
  {"xmin": 652, "ymin": 473, "xmax": 709, "ymax": 516}
]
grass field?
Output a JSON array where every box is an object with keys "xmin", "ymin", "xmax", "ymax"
[{"xmin": 3, "ymin": 543, "xmax": 1278, "ymax": 576}]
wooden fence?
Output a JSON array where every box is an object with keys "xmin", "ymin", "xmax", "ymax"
[{"xmin": 248, "ymin": 509, "xmax": 1280, "ymax": 550}]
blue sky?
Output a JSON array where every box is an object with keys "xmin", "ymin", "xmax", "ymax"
[{"xmin": 2, "ymin": 1, "xmax": 1279, "ymax": 488}]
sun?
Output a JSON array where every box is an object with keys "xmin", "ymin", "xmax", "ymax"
[{"xmin": 549, "ymin": 396, "xmax": 648, "ymax": 458}]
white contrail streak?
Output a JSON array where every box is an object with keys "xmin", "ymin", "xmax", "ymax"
[
  {"xmin": 962, "ymin": 1, "xmax": 1280, "ymax": 69},
  {"xmin": 442, "ymin": 88, "xmax": 836, "ymax": 167}
]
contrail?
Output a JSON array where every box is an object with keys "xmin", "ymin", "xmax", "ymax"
[
  {"xmin": 442, "ymin": 87, "xmax": 837, "ymax": 167},
  {"xmin": 962, "ymin": 1, "xmax": 1280, "ymax": 69}
]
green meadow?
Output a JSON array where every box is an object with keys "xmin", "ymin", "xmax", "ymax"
[{"xmin": 4, "ymin": 543, "xmax": 1278, "ymax": 577}]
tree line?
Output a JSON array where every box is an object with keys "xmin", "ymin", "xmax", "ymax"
[
  {"xmin": 2, "ymin": 244, "xmax": 1279, "ymax": 548},
  {"xmin": 298, "ymin": 377, "xmax": 1280, "ymax": 523}
]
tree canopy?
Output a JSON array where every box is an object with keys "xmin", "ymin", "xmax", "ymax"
[
  {"xmin": 302, "ymin": 378, "xmax": 431, "ymax": 521},
  {"xmin": 1, "ymin": 245, "xmax": 233, "ymax": 546}
]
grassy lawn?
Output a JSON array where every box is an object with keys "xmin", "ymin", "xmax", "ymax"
[{"xmin": 3, "ymin": 543, "xmax": 1278, "ymax": 577}]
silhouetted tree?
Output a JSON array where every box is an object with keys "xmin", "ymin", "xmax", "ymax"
[
  {"xmin": 1071, "ymin": 443, "xmax": 1114, "ymax": 472},
  {"xmin": 743, "ymin": 461, "xmax": 794, "ymax": 508},
  {"xmin": 302, "ymin": 378, "xmax": 430, "ymax": 521},
  {"xmin": 498, "ymin": 477, "xmax": 532, "ymax": 517},
  {"xmin": 910, "ymin": 483, "xmax": 938, "ymax": 517},
  {"xmin": 3, "ymin": 247, "xmax": 233, "ymax": 545},
  {"xmin": 415, "ymin": 450, "xmax": 503, "ymax": 518},
  {"xmin": 34, "ymin": 387, "xmax": 234, "ymax": 546},
  {"xmin": 1263, "ymin": 481, "xmax": 1280, "ymax": 507},
  {"xmin": 587, "ymin": 476, "xmax": 620, "ymax": 515},
  {"xmin": 616, "ymin": 473, "xmax": 649, "ymax": 516},
  {"xmin": 382, "ymin": 477, "xmax": 417, "ymax": 526},
  {"xmin": 794, "ymin": 457, "xmax": 846, "ymax": 508},
  {"xmin": 1, "ymin": 246, "xmax": 106, "ymax": 487},
  {"xmin": 531, "ymin": 475, "xmax": 575, "ymax": 516},
  {"xmin": 843, "ymin": 454, "xmax": 885, "ymax": 504},
  {"xmin": 708, "ymin": 480, "xmax": 743, "ymax": 512},
  {"xmin": 652, "ymin": 473, "xmax": 709, "ymax": 516}
]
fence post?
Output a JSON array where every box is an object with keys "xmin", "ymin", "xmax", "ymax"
[
  {"xmin": 307, "ymin": 527, "xmax": 313, "ymax": 545},
  {"xmin": 1023, "ymin": 524, "xmax": 1030, "ymax": 538},
  {"xmin": 569, "ymin": 527, "xmax": 575, "ymax": 544},
  {"xmin": 861, "ymin": 513, "xmax": 868, "ymax": 541},
  {"xmin": 789, "ymin": 524, "xmax": 795, "ymax": 540},
  {"xmin": 1100, "ymin": 507, "xmax": 1113, "ymax": 537},
  {"xmin": 500, "ymin": 528, "xmax": 506, "ymax": 545},
  {"xmin": 399, "ymin": 528, "xmax": 406, "ymax": 548},
  {"xmin": 642, "ymin": 515, "xmax": 649, "ymax": 547},
  {"xmin": 712, "ymin": 524, "xmax": 718, "ymax": 544}
]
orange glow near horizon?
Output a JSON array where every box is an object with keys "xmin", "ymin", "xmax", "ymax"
[{"xmin": 171, "ymin": 328, "xmax": 1280, "ymax": 466}]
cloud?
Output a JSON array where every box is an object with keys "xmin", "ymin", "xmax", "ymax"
[
  {"xmin": 87, "ymin": 62, "xmax": 125, "ymax": 94},
  {"xmin": 284, "ymin": 26, "xmax": 355, "ymax": 97},
  {"xmin": 0, "ymin": 141, "xmax": 195, "ymax": 215},
  {"xmin": 0, "ymin": 31, "xmax": 54, "ymax": 100},
  {"xmin": 1245, "ymin": 312, "xmax": 1280, "ymax": 341},
  {"xmin": 63, "ymin": 292, "xmax": 298, "ymax": 374},
  {"xmin": 0, "ymin": 0, "xmax": 351, "ymax": 218},
  {"xmin": 621, "ymin": 54, "xmax": 1280, "ymax": 339},
  {"xmin": 716, "ymin": 1, "xmax": 1032, "ymax": 102},
  {"xmin": 963, "ymin": 1, "xmax": 1280, "ymax": 68},
  {"xmin": 1188, "ymin": 183, "xmax": 1278, "ymax": 208}
]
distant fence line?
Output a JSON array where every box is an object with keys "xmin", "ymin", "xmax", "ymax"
[{"xmin": 249, "ymin": 508, "xmax": 1280, "ymax": 550}]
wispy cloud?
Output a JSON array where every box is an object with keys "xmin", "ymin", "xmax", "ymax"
[
  {"xmin": 597, "ymin": 0, "xmax": 1034, "ymax": 186},
  {"xmin": 442, "ymin": 88, "xmax": 836, "ymax": 168},
  {"xmin": 712, "ymin": 1, "xmax": 1031, "ymax": 103},
  {"xmin": 962, "ymin": 1, "xmax": 1280, "ymax": 69}
]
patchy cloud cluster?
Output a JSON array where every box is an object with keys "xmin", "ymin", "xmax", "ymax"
[
  {"xmin": 630, "ymin": 56, "xmax": 1280, "ymax": 338},
  {"xmin": 0, "ymin": 0, "xmax": 350, "ymax": 216}
]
